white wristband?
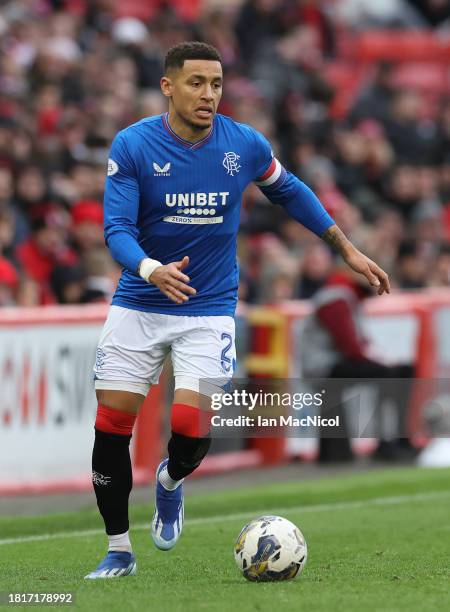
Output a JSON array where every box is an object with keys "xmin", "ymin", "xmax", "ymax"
[{"xmin": 138, "ymin": 258, "xmax": 163, "ymax": 282}]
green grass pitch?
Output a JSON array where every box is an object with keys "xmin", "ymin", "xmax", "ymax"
[{"xmin": 0, "ymin": 467, "xmax": 449, "ymax": 611}]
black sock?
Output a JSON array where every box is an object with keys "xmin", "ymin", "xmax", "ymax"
[
  {"xmin": 167, "ymin": 432, "xmax": 211, "ymax": 481},
  {"xmin": 92, "ymin": 428, "xmax": 132, "ymax": 535}
]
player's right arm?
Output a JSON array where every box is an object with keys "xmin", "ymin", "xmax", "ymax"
[
  {"xmin": 104, "ymin": 132, "xmax": 196, "ymax": 304},
  {"xmin": 142, "ymin": 255, "xmax": 196, "ymax": 304}
]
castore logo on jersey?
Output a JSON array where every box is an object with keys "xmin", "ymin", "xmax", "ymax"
[{"xmin": 153, "ymin": 162, "xmax": 171, "ymax": 177}]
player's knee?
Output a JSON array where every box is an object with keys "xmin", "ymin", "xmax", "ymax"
[
  {"xmin": 173, "ymin": 388, "xmax": 210, "ymax": 409},
  {"xmin": 95, "ymin": 389, "xmax": 144, "ymax": 414},
  {"xmin": 168, "ymin": 403, "xmax": 213, "ymax": 477},
  {"xmin": 171, "ymin": 402, "xmax": 212, "ymax": 438},
  {"xmin": 95, "ymin": 404, "xmax": 138, "ymax": 437}
]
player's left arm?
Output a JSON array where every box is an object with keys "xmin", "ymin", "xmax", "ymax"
[
  {"xmin": 253, "ymin": 140, "xmax": 390, "ymax": 295},
  {"xmin": 320, "ymin": 224, "xmax": 389, "ymax": 295}
]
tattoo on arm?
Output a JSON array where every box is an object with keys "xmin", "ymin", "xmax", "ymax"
[{"xmin": 321, "ymin": 224, "xmax": 353, "ymax": 257}]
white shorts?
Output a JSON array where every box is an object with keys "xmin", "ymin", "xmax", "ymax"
[{"xmin": 93, "ymin": 306, "xmax": 236, "ymax": 396}]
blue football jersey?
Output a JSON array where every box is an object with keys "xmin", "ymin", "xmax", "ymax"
[{"xmin": 104, "ymin": 112, "xmax": 334, "ymax": 316}]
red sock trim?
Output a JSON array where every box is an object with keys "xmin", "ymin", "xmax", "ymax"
[
  {"xmin": 95, "ymin": 404, "xmax": 137, "ymax": 436},
  {"xmin": 171, "ymin": 403, "xmax": 212, "ymax": 438}
]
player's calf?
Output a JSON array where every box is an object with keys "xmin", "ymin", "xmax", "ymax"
[
  {"xmin": 92, "ymin": 405, "xmax": 137, "ymax": 541},
  {"xmin": 151, "ymin": 403, "xmax": 212, "ymax": 550},
  {"xmin": 167, "ymin": 403, "xmax": 212, "ymax": 479},
  {"xmin": 87, "ymin": 404, "xmax": 138, "ymax": 578}
]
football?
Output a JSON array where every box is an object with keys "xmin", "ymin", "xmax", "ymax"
[{"xmin": 234, "ymin": 515, "xmax": 307, "ymax": 582}]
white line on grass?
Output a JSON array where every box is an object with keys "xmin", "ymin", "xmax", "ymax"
[{"xmin": 1, "ymin": 489, "xmax": 449, "ymax": 547}]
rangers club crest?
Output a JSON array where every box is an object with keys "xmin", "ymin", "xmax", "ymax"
[{"xmin": 222, "ymin": 152, "xmax": 241, "ymax": 176}]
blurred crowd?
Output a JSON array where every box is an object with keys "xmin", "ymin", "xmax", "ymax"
[{"xmin": 0, "ymin": 0, "xmax": 450, "ymax": 307}]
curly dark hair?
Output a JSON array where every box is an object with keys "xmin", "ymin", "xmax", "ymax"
[{"xmin": 164, "ymin": 41, "xmax": 222, "ymax": 73}]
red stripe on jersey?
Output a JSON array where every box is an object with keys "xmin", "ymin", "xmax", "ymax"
[{"xmin": 257, "ymin": 158, "xmax": 276, "ymax": 182}]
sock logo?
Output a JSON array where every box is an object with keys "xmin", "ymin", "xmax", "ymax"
[{"xmin": 92, "ymin": 470, "xmax": 111, "ymax": 486}]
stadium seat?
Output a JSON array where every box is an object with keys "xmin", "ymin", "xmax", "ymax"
[
  {"xmin": 114, "ymin": 0, "xmax": 201, "ymax": 22},
  {"xmin": 323, "ymin": 62, "xmax": 368, "ymax": 119},
  {"xmin": 354, "ymin": 31, "xmax": 450, "ymax": 62},
  {"xmin": 393, "ymin": 63, "xmax": 449, "ymax": 94}
]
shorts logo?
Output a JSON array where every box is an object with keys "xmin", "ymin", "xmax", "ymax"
[
  {"xmin": 95, "ymin": 348, "xmax": 106, "ymax": 370},
  {"xmin": 153, "ymin": 162, "xmax": 171, "ymax": 177},
  {"xmin": 107, "ymin": 159, "xmax": 119, "ymax": 176},
  {"xmin": 222, "ymin": 152, "xmax": 241, "ymax": 176}
]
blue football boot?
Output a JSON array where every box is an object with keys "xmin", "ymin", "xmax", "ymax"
[
  {"xmin": 84, "ymin": 550, "xmax": 136, "ymax": 579},
  {"xmin": 151, "ymin": 458, "xmax": 184, "ymax": 551}
]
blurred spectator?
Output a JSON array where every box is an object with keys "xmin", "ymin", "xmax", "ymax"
[
  {"xmin": 15, "ymin": 205, "xmax": 78, "ymax": 304},
  {"xmin": 250, "ymin": 25, "xmax": 333, "ymax": 111},
  {"xmin": 15, "ymin": 277, "xmax": 40, "ymax": 307},
  {"xmin": 135, "ymin": 89, "xmax": 166, "ymax": 122},
  {"xmin": 14, "ymin": 165, "xmax": 48, "ymax": 212},
  {"xmin": 81, "ymin": 247, "xmax": 118, "ymax": 303},
  {"xmin": 295, "ymin": 0, "xmax": 335, "ymax": 57},
  {"xmin": 0, "ymin": 121, "xmax": 12, "ymax": 166},
  {"xmin": 0, "ymin": 256, "xmax": 18, "ymax": 306},
  {"xmin": 235, "ymin": 0, "xmax": 285, "ymax": 67},
  {"xmin": 384, "ymin": 164, "xmax": 420, "ymax": 219},
  {"xmin": 69, "ymin": 163, "xmax": 104, "ymax": 201},
  {"xmin": 301, "ymin": 267, "xmax": 374, "ymax": 380},
  {"xmin": 338, "ymin": 0, "xmax": 423, "ymax": 29},
  {"xmin": 357, "ymin": 120, "xmax": 394, "ymax": 189},
  {"xmin": 237, "ymin": 270, "xmax": 254, "ymax": 304},
  {"xmin": 0, "ymin": 167, "xmax": 29, "ymax": 247},
  {"xmin": 382, "ymin": 90, "xmax": 440, "ymax": 164},
  {"xmin": 70, "ymin": 199, "xmax": 104, "ymax": 255},
  {"xmin": 412, "ymin": 202, "xmax": 444, "ymax": 246},
  {"xmin": 442, "ymin": 200, "xmax": 450, "ymax": 240},
  {"xmin": 201, "ymin": 8, "xmax": 239, "ymax": 69},
  {"xmin": 300, "ymin": 266, "xmax": 416, "ymax": 462},
  {"xmin": 441, "ymin": 158, "xmax": 450, "ymax": 205},
  {"xmin": 255, "ymin": 233, "xmax": 299, "ymax": 303},
  {"xmin": 395, "ymin": 240, "xmax": 429, "ymax": 289},
  {"xmin": 50, "ymin": 264, "xmax": 86, "ymax": 304},
  {"xmin": 112, "ymin": 17, "xmax": 164, "ymax": 89},
  {"xmin": 0, "ymin": 209, "xmax": 16, "ymax": 261},
  {"xmin": 405, "ymin": 0, "xmax": 450, "ymax": 27},
  {"xmin": 298, "ymin": 242, "xmax": 333, "ymax": 298},
  {"xmin": 351, "ymin": 62, "xmax": 396, "ymax": 124},
  {"xmin": 267, "ymin": 270, "xmax": 298, "ymax": 303},
  {"xmin": 277, "ymin": 215, "xmax": 316, "ymax": 256},
  {"xmin": 360, "ymin": 209, "xmax": 405, "ymax": 277},
  {"xmin": 333, "ymin": 127, "xmax": 368, "ymax": 200},
  {"xmin": 428, "ymin": 243, "xmax": 450, "ymax": 287}
]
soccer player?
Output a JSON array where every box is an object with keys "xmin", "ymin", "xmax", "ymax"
[{"xmin": 85, "ymin": 41, "xmax": 390, "ymax": 579}]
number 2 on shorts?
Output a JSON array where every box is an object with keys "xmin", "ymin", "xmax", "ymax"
[{"xmin": 220, "ymin": 332, "xmax": 233, "ymax": 373}]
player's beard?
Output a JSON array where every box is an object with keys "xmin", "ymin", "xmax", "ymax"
[
  {"xmin": 187, "ymin": 112, "xmax": 214, "ymax": 131},
  {"xmin": 169, "ymin": 103, "xmax": 215, "ymax": 138}
]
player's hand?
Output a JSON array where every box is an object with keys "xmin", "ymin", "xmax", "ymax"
[
  {"xmin": 149, "ymin": 255, "xmax": 197, "ymax": 304},
  {"xmin": 343, "ymin": 248, "xmax": 390, "ymax": 295}
]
